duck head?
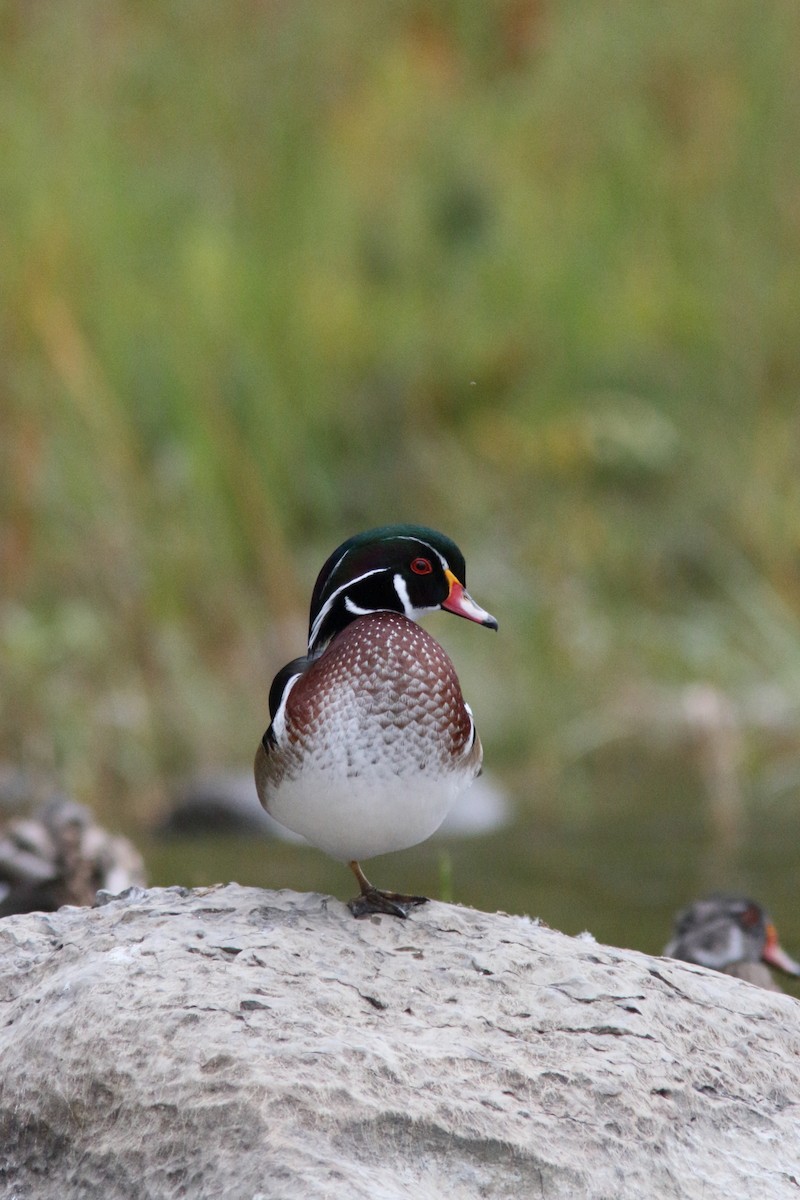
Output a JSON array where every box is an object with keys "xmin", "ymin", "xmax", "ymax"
[
  {"xmin": 665, "ymin": 895, "xmax": 800, "ymax": 978},
  {"xmin": 307, "ymin": 524, "xmax": 498, "ymax": 654}
]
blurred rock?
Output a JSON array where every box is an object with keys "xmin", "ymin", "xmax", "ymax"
[
  {"xmin": 0, "ymin": 797, "xmax": 146, "ymax": 917},
  {"xmin": 1, "ymin": 885, "xmax": 799, "ymax": 1199},
  {"xmin": 436, "ymin": 770, "xmax": 511, "ymax": 837},
  {"xmin": 159, "ymin": 772, "xmax": 304, "ymax": 839}
]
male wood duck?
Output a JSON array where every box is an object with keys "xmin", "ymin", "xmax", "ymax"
[
  {"xmin": 664, "ymin": 895, "xmax": 800, "ymax": 991},
  {"xmin": 254, "ymin": 524, "xmax": 497, "ymax": 918}
]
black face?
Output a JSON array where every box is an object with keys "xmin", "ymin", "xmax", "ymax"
[{"xmin": 307, "ymin": 525, "xmax": 479, "ymax": 652}]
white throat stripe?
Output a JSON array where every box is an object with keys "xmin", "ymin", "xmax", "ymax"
[
  {"xmin": 344, "ymin": 596, "xmax": 372, "ymax": 617},
  {"xmin": 392, "ymin": 573, "xmax": 414, "ymax": 619},
  {"xmin": 308, "ymin": 566, "xmax": 386, "ymax": 649}
]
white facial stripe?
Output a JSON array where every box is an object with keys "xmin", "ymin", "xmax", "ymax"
[
  {"xmin": 393, "ymin": 535, "xmax": 450, "ymax": 572},
  {"xmin": 392, "ymin": 573, "xmax": 414, "ymax": 618},
  {"xmin": 344, "ymin": 596, "xmax": 372, "ymax": 617},
  {"xmin": 727, "ymin": 926, "xmax": 746, "ymax": 965},
  {"xmin": 308, "ymin": 566, "xmax": 386, "ymax": 649},
  {"xmin": 393, "ymin": 572, "xmax": 439, "ymax": 622},
  {"xmin": 686, "ymin": 921, "xmax": 747, "ymax": 969},
  {"xmin": 270, "ymin": 672, "xmax": 302, "ymax": 746},
  {"xmin": 326, "ymin": 547, "xmax": 351, "ymax": 581}
]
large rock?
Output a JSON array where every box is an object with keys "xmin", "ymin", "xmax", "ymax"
[{"xmin": 1, "ymin": 884, "xmax": 799, "ymax": 1199}]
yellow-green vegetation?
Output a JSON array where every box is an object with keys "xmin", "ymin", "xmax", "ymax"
[{"xmin": 2, "ymin": 3, "xmax": 800, "ymax": 944}]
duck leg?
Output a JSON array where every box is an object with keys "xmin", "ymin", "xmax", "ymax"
[{"xmin": 346, "ymin": 860, "xmax": 429, "ymax": 919}]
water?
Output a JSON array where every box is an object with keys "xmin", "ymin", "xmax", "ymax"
[{"xmin": 146, "ymin": 740, "xmax": 800, "ymax": 999}]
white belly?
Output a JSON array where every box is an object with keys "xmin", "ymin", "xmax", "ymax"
[{"xmin": 266, "ymin": 767, "xmax": 473, "ymax": 862}]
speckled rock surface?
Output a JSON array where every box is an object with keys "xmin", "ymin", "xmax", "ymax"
[{"xmin": 1, "ymin": 884, "xmax": 799, "ymax": 1200}]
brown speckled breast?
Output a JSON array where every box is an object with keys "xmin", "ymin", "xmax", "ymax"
[{"xmin": 259, "ymin": 611, "xmax": 481, "ymax": 790}]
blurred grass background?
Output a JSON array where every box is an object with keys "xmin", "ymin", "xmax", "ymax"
[{"xmin": 2, "ymin": 0, "xmax": 800, "ymax": 970}]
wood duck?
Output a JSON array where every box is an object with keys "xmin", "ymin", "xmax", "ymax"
[
  {"xmin": 0, "ymin": 797, "xmax": 146, "ymax": 917},
  {"xmin": 254, "ymin": 524, "xmax": 497, "ymax": 918},
  {"xmin": 664, "ymin": 895, "xmax": 800, "ymax": 991}
]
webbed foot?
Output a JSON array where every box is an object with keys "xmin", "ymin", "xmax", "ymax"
[
  {"xmin": 347, "ymin": 888, "xmax": 429, "ymax": 919},
  {"xmin": 347, "ymin": 859, "xmax": 429, "ymax": 919}
]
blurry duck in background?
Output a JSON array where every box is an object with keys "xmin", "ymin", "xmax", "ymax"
[
  {"xmin": 665, "ymin": 895, "xmax": 800, "ymax": 992},
  {"xmin": 0, "ymin": 796, "xmax": 146, "ymax": 917}
]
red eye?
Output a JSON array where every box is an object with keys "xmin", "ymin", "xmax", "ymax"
[{"xmin": 410, "ymin": 557, "xmax": 433, "ymax": 575}]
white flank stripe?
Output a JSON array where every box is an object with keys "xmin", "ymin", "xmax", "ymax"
[
  {"xmin": 462, "ymin": 701, "xmax": 476, "ymax": 756},
  {"xmin": 270, "ymin": 672, "xmax": 303, "ymax": 746}
]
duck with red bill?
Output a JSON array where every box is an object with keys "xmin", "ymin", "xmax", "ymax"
[{"xmin": 665, "ymin": 895, "xmax": 800, "ymax": 987}]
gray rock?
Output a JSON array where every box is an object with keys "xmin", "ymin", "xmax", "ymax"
[{"xmin": 1, "ymin": 884, "xmax": 799, "ymax": 1200}]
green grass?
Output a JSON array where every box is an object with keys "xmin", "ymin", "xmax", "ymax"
[{"xmin": 2, "ymin": 0, "xmax": 800, "ymax": 845}]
